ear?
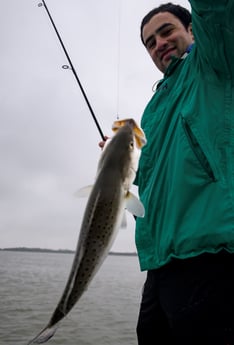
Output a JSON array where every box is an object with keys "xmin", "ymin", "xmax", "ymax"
[{"xmin": 188, "ymin": 23, "xmax": 194, "ymax": 41}]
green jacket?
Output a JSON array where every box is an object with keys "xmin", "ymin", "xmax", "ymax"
[{"xmin": 135, "ymin": 0, "xmax": 234, "ymax": 271}]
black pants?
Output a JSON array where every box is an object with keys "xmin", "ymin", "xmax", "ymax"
[{"xmin": 137, "ymin": 251, "xmax": 234, "ymax": 345}]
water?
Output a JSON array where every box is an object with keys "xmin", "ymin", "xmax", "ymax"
[{"xmin": 0, "ymin": 251, "xmax": 146, "ymax": 345}]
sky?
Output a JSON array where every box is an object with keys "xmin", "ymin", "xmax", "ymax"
[{"xmin": 0, "ymin": 0, "xmax": 190, "ymax": 253}]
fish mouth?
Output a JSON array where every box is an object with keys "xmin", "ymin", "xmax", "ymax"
[{"xmin": 112, "ymin": 118, "xmax": 147, "ymax": 149}]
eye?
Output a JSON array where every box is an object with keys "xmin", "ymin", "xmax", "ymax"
[
  {"xmin": 146, "ymin": 38, "xmax": 156, "ymax": 50},
  {"xmin": 129, "ymin": 141, "xmax": 134, "ymax": 150},
  {"xmin": 161, "ymin": 27, "xmax": 173, "ymax": 37}
]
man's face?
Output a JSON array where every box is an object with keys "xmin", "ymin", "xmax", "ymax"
[{"xmin": 142, "ymin": 12, "xmax": 194, "ymax": 73}]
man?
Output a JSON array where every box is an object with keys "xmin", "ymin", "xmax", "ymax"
[{"xmin": 135, "ymin": 2, "xmax": 234, "ymax": 345}]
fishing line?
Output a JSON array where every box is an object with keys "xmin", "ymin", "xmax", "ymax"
[
  {"xmin": 115, "ymin": 0, "xmax": 122, "ymax": 120},
  {"xmin": 38, "ymin": 0, "xmax": 105, "ymax": 141}
]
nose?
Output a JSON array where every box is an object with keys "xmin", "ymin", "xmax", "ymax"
[{"xmin": 156, "ymin": 36, "xmax": 168, "ymax": 52}]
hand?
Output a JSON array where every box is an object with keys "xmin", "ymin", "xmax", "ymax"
[{"xmin": 98, "ymin": 136, "xmax": 109, "ymax": 149}]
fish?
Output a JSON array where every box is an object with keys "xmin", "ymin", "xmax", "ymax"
[
  {"xmin": 111, "ymin": 118, "xmax": 147, "ymax": 149},
  {"xmin": 27, "ymin": 118, "xmax": 146, "ymax": 344}
]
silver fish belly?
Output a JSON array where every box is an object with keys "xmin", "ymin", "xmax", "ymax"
[{"xmin": 28, "ymin": 119, "xmax": 146, "ymax": 344}]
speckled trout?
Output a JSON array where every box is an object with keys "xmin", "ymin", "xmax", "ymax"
[{"xmin": 28, "ymin": 118, "xmax": 146, "ymax": 344}]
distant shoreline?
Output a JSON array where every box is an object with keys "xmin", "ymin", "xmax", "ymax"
[{"xmin": 0, "ymin": 247, "xmax": 137, "ymax": 256}]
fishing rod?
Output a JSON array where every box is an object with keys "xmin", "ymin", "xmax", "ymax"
[{"xmin": 38, "ymin": 0, "xmax": 105, "ymax": 141}]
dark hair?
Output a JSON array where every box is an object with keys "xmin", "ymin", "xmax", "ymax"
[{"xmin": 140, "ymin": 3, "xmax": 192, "ymax": 45}]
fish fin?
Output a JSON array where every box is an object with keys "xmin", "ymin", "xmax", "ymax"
[
  {"xmin": 27, "ymin": 324, "xmax": 59, "ymax": 344},
  {"xmin": 125, "ymin": 192, "xmax": 145, "ymax": 218},
  {"xmin": 120, "ymin": 211, "xmax": 127, "ymax": 228},
  {"xmin": 74, "ymin": 185, "xmax": 93, "ymax": 198}
]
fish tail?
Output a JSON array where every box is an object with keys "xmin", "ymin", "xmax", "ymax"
[{"xmin": 27, "ymin": 323, "xmax": 59, "ymax": 344}]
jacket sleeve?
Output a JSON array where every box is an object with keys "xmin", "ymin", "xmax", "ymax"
[{"xmin": 189, "ymin": 0, "xmax": 234, "ymax": 78}]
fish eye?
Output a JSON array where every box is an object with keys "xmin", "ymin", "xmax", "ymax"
[{"xmin": 129, "ymin": 141, "xmax": 134, "ymax": 149}]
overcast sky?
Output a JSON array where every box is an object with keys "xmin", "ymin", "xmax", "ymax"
[{"xmin": 0, "ymin": 0, "xmax": 190, "ymax": 252}]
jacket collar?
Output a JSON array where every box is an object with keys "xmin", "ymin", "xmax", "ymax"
[{"xmin": 156, "ymin": 43, "xmax": 194, "ymax": 88}]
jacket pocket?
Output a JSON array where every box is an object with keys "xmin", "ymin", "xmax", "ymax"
[{"xmin": 181, "ymin": 117, "xmax": 217, "ymax": 182}]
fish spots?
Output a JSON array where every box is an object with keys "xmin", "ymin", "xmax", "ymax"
[
  {"xmin": 83, "ymin": 251, "xmax": 100, "ymax": 268},
  {"xmin": 73, "ymin": 262, "xmax": 94, "ymax": 292},
  {"xmin": 27, "ymin": 118, "xmax": 145, "ymax": 345}
]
